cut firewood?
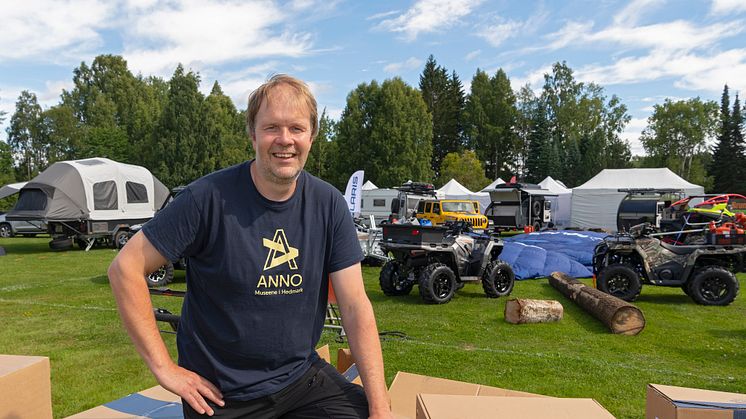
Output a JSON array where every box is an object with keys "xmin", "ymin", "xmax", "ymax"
[
  {"xmin": 549, "ymin": 272, "xmax": 646, "ymax": 335},
  {"xmin": 504, "ymin": 299, "xmax": 563, "ymax": 324}
]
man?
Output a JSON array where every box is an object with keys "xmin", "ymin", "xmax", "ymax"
[{"xmin": 109, "ymin": 74, "xmax": 392, "ymax": 418}]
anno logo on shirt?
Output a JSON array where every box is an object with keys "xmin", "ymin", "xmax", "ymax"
[
  {"xmin": 256, "ymin": 229, "xmax": 304, "ymax": 296},
  {"xmin": 262, "ymin": 229, "xmax": 299, "ymax": 271}
]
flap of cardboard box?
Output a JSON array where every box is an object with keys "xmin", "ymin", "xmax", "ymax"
[
  {"xmin": 650, "ymin": 384, "xmax": 746, "ymax": 408},
  {"xmin": 415, "ymin": 394, "xmax": 615, "ymax": 419},
  {"xmin": 389, "ymin": 371, "xmax": 547, "ymax": 419}
]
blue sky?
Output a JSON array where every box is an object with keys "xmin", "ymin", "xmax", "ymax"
[{"xmin": 2, "ymin": 0, "xmax": 746, "ymax": 155}]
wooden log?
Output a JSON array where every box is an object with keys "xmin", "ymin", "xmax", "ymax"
[
  {"xmin": 549, "ymin": 271, "xmax": 646, "ymax": 335},
  {"xmin": 504, "ymin": 299, "xmax": 563, "ymax": 324}
]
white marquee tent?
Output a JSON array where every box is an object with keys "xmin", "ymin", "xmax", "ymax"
[
  {"xmin": 539, "ymin": 176, "xmax": 572, "ymax": 227},
  {"xmin": 437, "ymin": 179, "xmax": 491, "ymax": 212},
  {"xmin": 480, "ymin": 178, "xmax": 505, "ymax": 192},
  {"xmin": 571, "ymin": 168, "xmax": 704, "ymax": 231},
  {"xmin": 362, "ymin": 180, "xmax": 378, "ymax": 190}
]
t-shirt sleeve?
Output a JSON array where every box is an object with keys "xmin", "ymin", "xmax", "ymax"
[
  {"xmin": 328, "ymin": 192, "xmax": 364, "ymax": 273},
  {"xmin": 142, "ymin": 188, "xmax": 203, "ymax": 262}
]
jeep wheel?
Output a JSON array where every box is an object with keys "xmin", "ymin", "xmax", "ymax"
[
  {"xmin": 379, "ymin": 261, "xmax": 413, "ymax": 296},
  {"xmin": 481, "ymin": 260, "xmax": 515, "ymax": 298},
  {"xmin": 687, "ymin": 266, "xmax": 739, "ymax": 306},
  {"xmin": 419, "ymin": 263, "xmax": 456, "ymax": 304},
  {"xmin": 146, "ymin": 263, "xmax": 174, "ymax": 288},
  {"xmin": 596, "ymin": 263, "xmax": 642, "ymax": 302}
]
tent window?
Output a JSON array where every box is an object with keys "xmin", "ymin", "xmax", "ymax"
[
  {"xmin": 126, "ymin": 182, "xmax": 148, "ymax": 204},
  {"xmin": 15, "ymin": 189, "xmax": 48, "ymax": 211},
  {"xmin": 93, "ymin": 181, "xmax": 118, "ymax": 210}
]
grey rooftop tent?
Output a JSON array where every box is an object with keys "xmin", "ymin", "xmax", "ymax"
[
  {"xmin": 570, "ymin": 168, "xmax": 704, "ymax": 231},
  {"xmin": 7, "ymin": 157, "xmax": 169, "ymax": 222}
]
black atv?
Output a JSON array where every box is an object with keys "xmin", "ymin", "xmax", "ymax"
[
  {"xmin": 593, "ymin": 223, "xmax": 745, "ymax": 306},
  {"xmin": 378, "ymin": 221, "xmax": 515, "ymax": 304}
]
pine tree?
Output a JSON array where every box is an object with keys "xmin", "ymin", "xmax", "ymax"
[
  {"xmin": 710, "ymin": 85, "xmax": 733, "ymax": 193},
  {"xmin": 731, "ymin": 94, "xmax": 746, "ymax": 194},
  {"xmin": 464, "ymin": 69, "xmax": 519, "ymax": 180},
  {"xmin": 419, "ymin": 56, "xmax": 463, "ymax": 178},
  {"xmin": 524, "ymin": 103, "xmax": 549, "ymax": 183}
]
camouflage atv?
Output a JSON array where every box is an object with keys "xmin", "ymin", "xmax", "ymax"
[
  {"xmin": 593, "ymin": 223, "xmax": 745, "ymax": 306},
  {"xmin": 378, "ymin": 221, "xmax": 515, "ymax": 304}
]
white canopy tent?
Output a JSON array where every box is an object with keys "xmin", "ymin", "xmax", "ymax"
[
  {"xmin": 437, "ymin": 179, "xmax": 491, "ymax": 212},
  {"xmin": 539, "ymin": 176, "xmax": 572, "ymax": 227},
  {"xmin": 571, "ymin": 168, "xmax": 704, "ymax": 231},
  {"xmin": 362, "ymin": 180, "xmax": 378, "ymax": 190}
]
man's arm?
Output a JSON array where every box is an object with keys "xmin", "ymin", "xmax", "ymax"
[
  {"xmin": 330, "ymin": 263, "xmax": 392, "ymax": 419},
  {"xmin": 108, "ymin": 231, "xmax": 224, "ymax": 416}
]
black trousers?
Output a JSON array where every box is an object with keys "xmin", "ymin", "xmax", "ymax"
[{"xmin": 182, "ymin": 359, "xmax": 369, "ymax": 418}]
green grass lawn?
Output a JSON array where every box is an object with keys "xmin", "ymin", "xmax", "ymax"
[{"xmin": 1, "ymin": 236, "xmax": 745, "ymax": 418}]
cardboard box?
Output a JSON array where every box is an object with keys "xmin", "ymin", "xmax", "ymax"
[
  {"xmin": 65, "ymin": 345, "xmax": 341, "ymax": 418},
  {"xmin": 388, "ymin": 371, "xmax": 548, "ymax": 419},
  {"xmin": 336, "ymin": 348, "xmax": 355, "ymax": 374},
  {"xmin": 0, "ymin": 354, "xmax": 52, "ymax": 419},
  {"xmin": 66, "ymin": 385, "xmax": 181, "ymax": 419},
  {"xmin": 646, "ymin": 383, "xmax": 746, "ymax": 418},
  {"xmin": 415, "ymin": 394, "xmax": 615, "ymax": 419}
]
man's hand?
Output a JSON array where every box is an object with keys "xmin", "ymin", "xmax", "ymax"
[{"xmin": 154, "ymin": 361, "xmax": 225, "ymax": 416}]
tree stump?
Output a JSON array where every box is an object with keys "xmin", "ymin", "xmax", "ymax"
[
  {"xmin": 549, "ymin": 272, "xmax": 646, "ymax": 335},
  {"xmin": 505, "ymin": 299, "xmax": 563, "ymax": 324}
]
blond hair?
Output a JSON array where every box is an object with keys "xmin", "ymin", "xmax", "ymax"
[{"xmin": 246, "ymin": 74, "xmax": 319, "ymax": 139}]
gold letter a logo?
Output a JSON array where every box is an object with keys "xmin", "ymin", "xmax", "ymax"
[{"xmin": 262, "ymin": 229, "xmax": 299, "ymax": 271}]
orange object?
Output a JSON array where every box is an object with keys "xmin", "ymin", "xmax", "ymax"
[
  {"xmin": 328, "ymin": 279, "xmax": 337, "ymax": 304},
  {"xmin": 523, "ymin": 226, "xmax": 533, "ymax": 233}
]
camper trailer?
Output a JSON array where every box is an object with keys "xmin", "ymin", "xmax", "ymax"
[
  {"xmin": 7, "ymin": 157, "xmax": 169, "ymax": 250},
  {"xmin": 360, "ymin": 188, "xmax": 399, "ymax": 226},
  {"xmin": 484, "ymin": 183, "xmax": 556, "ymax": 231}
]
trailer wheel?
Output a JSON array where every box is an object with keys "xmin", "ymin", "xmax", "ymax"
[
  {"xmin": 687, "ymin": 266, "xmax": 739, "ymax": 306},
  {"xmin": 379, "ymin": 261, "xmax": 413, "ymax": 296},
  {"xmin": 146, "ymin": 263, "xmax": 174, "ymax": 288},
  {"xmin": 49, "ymin": 237, "xmax": 73, "ymax": 251},
  {"xmin": 481, "ymin": 260, "xmax": 515, "ymax": 298},
  {"xmin": 114, "ymin": 230, "xmax": 130, "ymax": 249},
  {"xmin": 418, "ymin": 263, "xmax": 456, "ymax": 304}
]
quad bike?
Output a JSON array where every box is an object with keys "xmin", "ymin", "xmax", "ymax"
[
  {"xmin": 593, "ymin": 221, "xmax": 745, "ymax": 306},
  {"xmin": 378, "ymin": 221, "xmax": 515, "ymax": 304}
]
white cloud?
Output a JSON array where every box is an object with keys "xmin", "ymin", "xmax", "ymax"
[
  {"xmin": 511, "ymin": 65, "xmax": 552, "ymax": 93},
  {"xmin": 376, "ymin": 0, "xmax": 483, "ymax": 41},
  {"xmin": 544, "ymin": 21, "xmax": 594, "ymax": 50},
  {"xmin": 383, "ymin": 57, "xmax": 423, "ymax": 74},
  {"xmin": 621, "ymin": 117, "xmax": 649, "ymax": 156},
  {"xmin": 477, "ymin": 18, "xmax": 523, "ymax": 47},
  {"xmin": 122, "ymin": 0, "xmax": 314, "ymax": 77},
  {"xmin": 613, "ymin": 0, "xmax": 663, "ymax": 27},
  {"xmin": 711, "ymin": 0, "xmax": 746, "ymax": 15},
  {"xmin": 575, "ymin": 48, "xmax": 746, "ymax": 94},
  {"xmin": 367, "ymin": 10, "xmax": 401, "ymax": 21},
  {"xmin": 0, "ymin": 0, "xmax": 114, "ymax": 61},
  {"xmin": 465, "ymin": 50, "xmax": 481, "ymax": 61}
]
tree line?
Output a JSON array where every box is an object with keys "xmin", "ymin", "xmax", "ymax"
[{"xmin": 3, "ymin": 54, "xmax": 745, "ymax": 209}]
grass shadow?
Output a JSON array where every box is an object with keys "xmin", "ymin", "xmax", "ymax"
[
  {"xmin": 0, "ymin": 240, "xmax": 55, "ymax": 255},
  {"xmin": 89, "ymin": 275, "xmax": 110, "ymax": 285},
  {"xmin": 636, "ymin": 293, "xmax": 692, "ymax": 305},
  {"xmin": 708, "ymin": 328, "xmax": 746, "ymax": 340}
]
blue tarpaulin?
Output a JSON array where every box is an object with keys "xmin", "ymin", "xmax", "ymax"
[{"xmin": 501, "ymin": 230, "xmax": 608, "ymax": 279}]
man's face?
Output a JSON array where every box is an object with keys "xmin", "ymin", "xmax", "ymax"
[{"xmin": 251, "ymin": 84, "xmax": 314, "ymax": 185}]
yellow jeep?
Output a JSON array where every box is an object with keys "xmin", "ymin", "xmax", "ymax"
[{"xmin": 416, "ymin": 199, "xmax": 489, "ymax": 230}]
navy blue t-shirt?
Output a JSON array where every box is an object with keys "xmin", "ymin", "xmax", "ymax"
[{"xmin": 142, "ymin": 160, "xmax": 363, "ymax": 400}]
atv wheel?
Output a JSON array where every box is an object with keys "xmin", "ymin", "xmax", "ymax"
[
  {"xmin": 481, "ymin": 260, "xmax": 515, "ymax": 298},
  {"xmin": 146, "ymin": 263, "xmax": 174, "ymax": 288},
  {"xmin": 687, "ymin": 266, "xmax": 739, "ymax": 306},
  {"xmin": 419, "ymin": 263, "xmax": 456, "ymax": 304},
  {"xmin": 379, "ymin": 261, "xmax": 414, "ymax": 296},
  {"xmin": 596, "ymin": 263, "xmax": 642, "ymax": 302}
]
